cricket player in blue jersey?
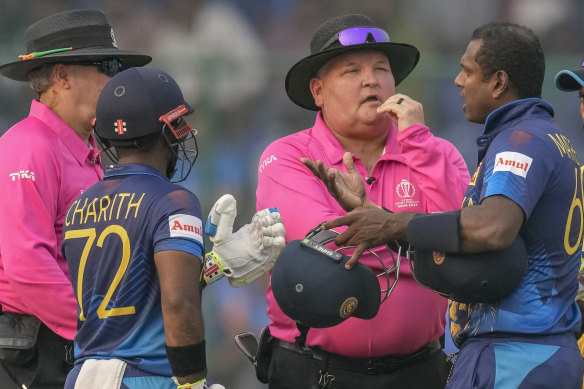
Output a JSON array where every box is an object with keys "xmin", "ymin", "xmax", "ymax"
[
  {"xmin": 304, "ymin": 22, "xmax": 584, "ymax": 388},
  {"xmin": 61, "ymin": 67, "xmax": 285, "ymax": 389},
  {"xmin": 556, "ymin": 55, "xmax": 584, "ymax": 389}
]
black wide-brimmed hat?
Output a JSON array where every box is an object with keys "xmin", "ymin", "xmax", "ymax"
[
  {"xmin": 285, "ymin": 14, "xmax": 420, "ymax": 111},
  {"xmin": 555, "ymin": 56, "xmax": 584, "ymax": 91},
  {"xmin": 0, "ymin": 9, "xmax": 152, "ymax": 81}
]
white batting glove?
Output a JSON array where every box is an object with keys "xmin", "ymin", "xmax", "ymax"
[
  {"xmin": 203, "ymin": 194, "xmax": 286, "ymax": 287},
  {"xmin": 206, "ymin": 194, "xmax": 237, "ymax": 243}
]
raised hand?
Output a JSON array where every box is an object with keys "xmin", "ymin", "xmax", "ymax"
[
  {"xmin": 301, "ymin": 152, "xmax": 366, "ymax": 212},
  {"xmin": 376, "ymin": 94, "xmax": 425, "ymax": 132}
]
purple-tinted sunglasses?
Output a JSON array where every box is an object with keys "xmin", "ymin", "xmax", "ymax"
[{"xmin": 320, "ymin": 27, "xmax": 390, "ymax": 51}]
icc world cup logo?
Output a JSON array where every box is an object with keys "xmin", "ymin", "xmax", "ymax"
[{"xmin": 396, "ymin": 179, "xmax": 415, "ymax": 198}]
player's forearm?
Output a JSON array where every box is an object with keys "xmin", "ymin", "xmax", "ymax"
[
  {"xmin": 156, "ymin": 250, "xmax": 205, "ymax": 345},
  {"xmin": 459, "ymin": 196, "xmax": 524, "ymax": 252},
  {"xmin": 160, "ymin": 275, "xmax": 205, "ymax": 346},
  {"xmin": 163, "ymin": 308, "xmax": 205, "ymax": 346}
]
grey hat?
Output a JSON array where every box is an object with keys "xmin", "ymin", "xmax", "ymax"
[
  {"xmin": 555, "ymin": 57, "xmax": 584, "ymax": 91},
  {"xmin": 285, "ymin": 14, "xmax": 419, "ymax": 111},
  {"xmin": 0, "ymin": 9, "xmax": 151, "ymax": 81}
]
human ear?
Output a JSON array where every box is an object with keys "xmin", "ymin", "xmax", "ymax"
[
  {"xmin": 310, "ymin": 77, "xmax": 324, "ymax": 108},
  {"xmin": 51, "ymin": 63, "xmax": 71, "ymax": 89},
  {"xmin": 491, "ymin": 70, "xmax": 509, "ymax": 99}
]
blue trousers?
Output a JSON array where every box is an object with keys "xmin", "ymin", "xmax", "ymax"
[{"xmin": 446, "ymin": 333, "xmax": 583, "ymax": 389}]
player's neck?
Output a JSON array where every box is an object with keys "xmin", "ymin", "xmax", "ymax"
[{"xmin": 117, "ymin": 145, "xmax": 169, "ymax": 176}]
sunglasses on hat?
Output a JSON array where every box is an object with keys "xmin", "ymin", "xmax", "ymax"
[
  {"xmin": 321, "ymin": 27, "xmax": 390, "ymax": 51},
  {"xmin": 76, "ymin": 58, "xmax": 124, "ymax": 77}
]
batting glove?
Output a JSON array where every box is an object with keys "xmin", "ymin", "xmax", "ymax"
[{"xmin": 203, "ymin": 194, "xmax": 286, "ymax": 287}]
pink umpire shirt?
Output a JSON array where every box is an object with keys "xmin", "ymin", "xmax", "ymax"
[
  {"xmin": 0, "ymin": 100, "xmax": 103, "ymax": 340},
  {"xmin": 257, "ymin": 112, "xmax": 470, "ymax": 357}
]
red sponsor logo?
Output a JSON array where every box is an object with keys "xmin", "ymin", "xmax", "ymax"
[
  {"xmin": 171, "ymin": 220, "xmax": 202, "ymax": 235},
  {"xmin": 163, "ymin": 105, "xmax": 188, "ymax": 122},
  {"xmin": 495, "ymin": 157, "xmax": 529, "ymax": 172},
  {"xmin": 493, "ymin": 152, "xmax": 532, "ymax": 178}
]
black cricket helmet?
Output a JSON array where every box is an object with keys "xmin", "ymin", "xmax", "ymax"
[
  {"xmin": 93, "ymin": 67, "xmax": 198, "ymax": 182},
  {"xmin": 408, "ymin": 235, "xmax": 528, "ymax": 303},
  {"xmin": 271, "ymin": 224, "xmax": 401, "ymax": 328}
]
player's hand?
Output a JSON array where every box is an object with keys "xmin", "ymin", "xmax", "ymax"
[
  {"xmin": 377, "ymin": 94, "xmax": 425, "ymax": 132},
  {"xmin": 323, "ymin": 207, "xmax": 413, "ymax": 269},
  {"xmin": 301, "ymin": 152, "xmax": 366, "ymax": 212},
  {"xmin": 206, "ymin": 194, "xmax": 237, "ymax": 243},
  {"xmin": 204, "ymin": 194, "xmax": 286, "ymax": 287}
]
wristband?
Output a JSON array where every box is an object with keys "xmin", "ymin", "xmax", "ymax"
[
  {"xmin": 166, "ymin": 341, "xmax": 206, "ymax": 377},
  {"xmin": 203, "ymin": 252, "xmax": 225, "ymax": 284},
  {"xmin": 173, "ymin": 377, "xmax": 206, "ymax": 389},
  {"xmin": 405, "ymin": 210, "xmax": 462, "ymax": 253}
]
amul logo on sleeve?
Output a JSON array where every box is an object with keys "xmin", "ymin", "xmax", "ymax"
[
  {"xmin": 9, "ymin": 170, "xmax": 35, "ymax": 182},
  {"xmin": 493, "ymin": 151, "xmax": 532, "ymax": 178},
  {"xmin": 168, "ymin": 214, "xmax": 203, "ymax": 244}
]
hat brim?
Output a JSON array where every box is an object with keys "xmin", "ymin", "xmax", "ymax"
[
  {"xmin": 285, "ymin": 42, "xmax": 420, "ymax": 111},
  {"xmin": 555, "ymin": 69, "xmax": 584, "ymax": 92},
  {"xmin": 0, "ymin": 48, "xmax": 152, "ymax": 81}
]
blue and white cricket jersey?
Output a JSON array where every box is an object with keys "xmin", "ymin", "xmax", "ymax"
[
  {"xmin": 62, "ymin": 163, "xmax": 204, "ymax": 376},
  {"xmin": 450, "ymin": 98, "xmax": 582, "ymax": 347}
]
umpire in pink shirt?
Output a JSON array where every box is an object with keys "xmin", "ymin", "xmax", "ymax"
[
  {"xmin": 0, "ymin": 10, "xmax": 150, "ymax": 388},
  {"xmin": 256, "ymin": 14, "xmax": 470, "ymax": 389}
]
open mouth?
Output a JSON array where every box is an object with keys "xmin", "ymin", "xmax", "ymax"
[{"xmin": 362, "ymin": 95, "xmax": 381, "ymax": 104}]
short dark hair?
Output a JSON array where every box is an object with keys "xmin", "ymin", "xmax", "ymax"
[
  {"xmin": 113, "ymin": 132, "xmax": 164, "ymax": 159},
  {"xmin": 471, "ymin": 22, "xmax": 544, "ymax": 99}
]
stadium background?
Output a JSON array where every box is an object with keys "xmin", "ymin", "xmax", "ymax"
[{"xmin": 0, "ymin": 0, "xmax": 583, "ymax": 387}]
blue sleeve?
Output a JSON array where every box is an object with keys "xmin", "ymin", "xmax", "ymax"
[
  {"xmin": 481, "ymin": 130, "xmax": 552, "ymax": 218},
  {"xmin": 152, "ymin": 188, "xmax": 205, "ymax": 254},
  {"xmin": 155, "ymin": 237, "xmax": 203, "ymax": 258}
]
